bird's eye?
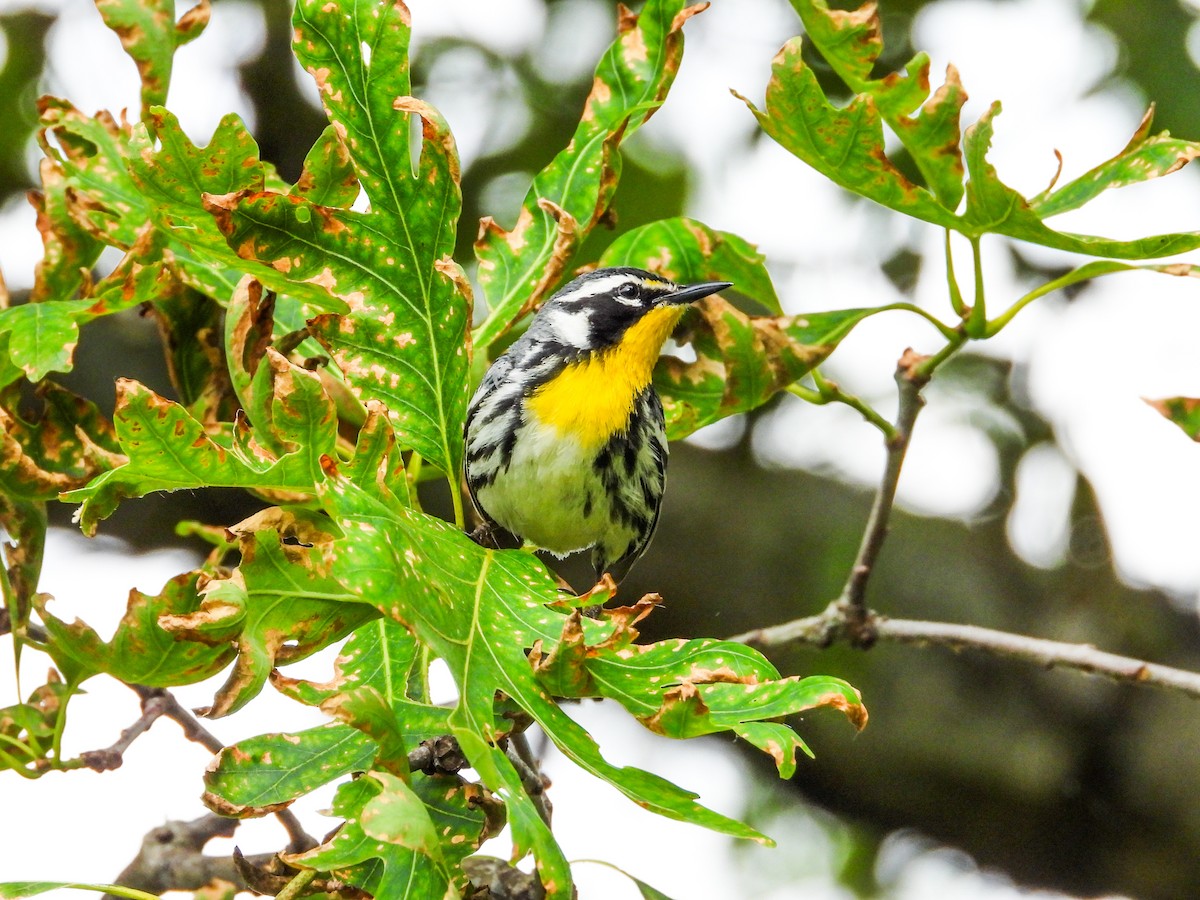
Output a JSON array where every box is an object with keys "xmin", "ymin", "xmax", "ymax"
[{"xmin": 617, "ymin": 282, "xmax": 639, "ymax": 300}]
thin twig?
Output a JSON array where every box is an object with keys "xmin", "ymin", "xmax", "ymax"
[
  {"xmin": 80, "ymin": 692, "xmax": 171, "ymax": 771},
  {"xmin": 125, "ymin": 685, "xmax": 317, "ymax": 851},
  {"xmin": 834, "ymin": 351, "xmax": 928, "ymax": 643},
  {"xmin": 731, "ymin": 609, "xmax": 1200, "ymax": 699},
  {"xmin": 507, "ymin": 730, "xmax": 553, "ymax": 827},
  {"xmin": 128, "ymin": 684, "xmax": 223, "ymax": 753}
]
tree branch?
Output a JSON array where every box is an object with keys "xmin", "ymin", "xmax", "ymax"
[
  {"xmin": 507, "ymin": 730, "xmax": 553, "ymax": 827},
  {"xmin": 834, "ymin": 350, "xmax": 928, "ymax": 644},
  {"xmin": 732, "ymin": 606, "xmax": 1200, "ymax": 699},
  {"xmin": 124, "ymin": 685, "xmax": 318, "ymax": 853},
  {"xmin": 80, "ymin": 691, "xmax": 171, "ymax": 771}
]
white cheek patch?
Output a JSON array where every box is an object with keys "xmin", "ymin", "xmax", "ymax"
[{"xmin": 549, "ymin": 309, "xmax": 593, "ymax": 347}]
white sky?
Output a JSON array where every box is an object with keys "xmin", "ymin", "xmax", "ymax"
[{"xmin": 0, "ymin": 0, "xmax": 1185, "ymax": 896}]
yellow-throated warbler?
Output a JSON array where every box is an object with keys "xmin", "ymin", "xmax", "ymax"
[{"xmin": 464, "ymin": 267, "xmax": 731, "ymax": 583}]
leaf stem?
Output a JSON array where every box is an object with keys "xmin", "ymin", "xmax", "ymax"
[
  {"xmin": 965, "ymin": 237, "xmax": 987, "ymax": 337},
  {"xmin": 984, "ymin": 260, "xmax": 1132, "ymax": 337},
  {"xmin": 790, "ymin": 371, "xmax": 896, "ymax": 440},
  {"xmin": 274, "ymin": 867, "xmax": 318, "ymax": 900},
  {"xmin": 883, "ymin": 302, "xmax": 960, "ymax": 340},
  {"xmin": 448, "ymin": 472, "xmax": 465, "ymax": 531},
  {"xmin": 944, "ymin": 229, "xmax": 967, "ymax": 318}
]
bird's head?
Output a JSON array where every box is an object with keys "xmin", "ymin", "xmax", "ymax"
[{"xmin": 531, "ymin": 267, "xmax": 732, "ymax": 359}]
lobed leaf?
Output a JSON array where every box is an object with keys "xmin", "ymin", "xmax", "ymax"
[
  {"xmin": 473, "ymin": 0, "xmax": 706, "ymax": 349},
  {"xmin": 283, "ymin": 774, "xmax": 466, "ymax": 899},
  {"xmin": 0, "ymin": 383, "xmax": 118, "ymax": 501},
  {"xmin": 63, "ymin": 357, "xmax": 336, "ymax": 532},
  {"xmin": 1031, "ymin": 107, "xmax": 1200, "ymax": 219},
  {"xmin": 205, "ymin": 617, "xmax": 440, "ymax": 814},
  {"xmin": 600, "ymin": 217, "xmax": 781, "ymax": 313},
  {"xmin": 287, "ymin": 0, "xmax": 471, "ymax": 476},
  {"xmin": 320, "ymin": 476, "xmax": 778, "ymax": 896},
  {"xmin": 35, "ymin": 570, "xmax": 234, "ymax": 687},
  {"xmin": 95, "ymin": 0, "xmax": 212, "ymax": 119},
  {"xmin": 165, "ymin": 509, "xmax": 375, "ymax": 718},
  {"xmin": 752, "ymin": 2, "xmax": 1200, "ymax": 259},
  {"xmin": 786, "ymin": 0, "xmax": 966, "ymax": 207},
  {"xmin": 205, "ymin": 186, "xmax": 469, "ymax": 474},
  {"xmin": 655, "ymin": 297, "xmax": 882, "ymax": 439}
]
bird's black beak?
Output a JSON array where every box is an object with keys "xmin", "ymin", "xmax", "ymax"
[{"xmin": 666, "ymin": 280, "xmax": 732, "ymax": 305}]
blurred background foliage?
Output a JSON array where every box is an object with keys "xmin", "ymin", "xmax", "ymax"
[{"xmin": 4, "ymin": 0, "xmax": 1200, "ymax": 898}]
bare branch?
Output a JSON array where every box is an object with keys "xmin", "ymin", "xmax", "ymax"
[
  {"xmin": 732, "ymin": 607, "xmax": 1200, "ymax": 699},
  {"xmin": 507, "ymin": 730, "xmax": 553, "ymax": 827},
  {"xmin": 835, "ymin": 350, "xmax": 928, "ymax": 643},
  {"xmin": 125, "ymin": 684, "xmax": 319, "ymax": 852},
  {"xmin": 128, "ymin": 684, "xmax": 224, "ymax": 754},
  {"xmin": 80, "ymin": 691, "xmax": 171, "ymax": 771}
]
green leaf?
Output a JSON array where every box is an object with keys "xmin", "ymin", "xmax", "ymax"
[
  {"xmin": 35, "ymin": 570, "xmax": 234, "ymax": 687},
  {"xmin": 733, "ymin": 721, "xmax": 812, "ymax": 779},
  {"xmin": 473, "ymin": 0, "xmax": 706, "ymax": 349},
  {"xmin": 786, "ymin": 0, "xmax": 966, "ymax": 207},
  {"xmin": 28, "ymin": 157, "xmax": 103, "ymax": 304},
  {"xmin": 600, "ymin": 217, "xmax": 781, "ymax": 313},
  {"xmin": 320, "ymin": 477, "xmax": 772, "ymax": 897},
  {"xmin": 1031, "ymin": 107, "xmax": 1200, "ymax": 218},
  {"xmin": 961, "ymin": 102, "xmax": 1200, "ymax": 258},
  {"xmin": 290, "ymin": 124, "xmax": 361, "ymax": 209},
  {"xmin": 205, "ymin": 617, "xmax": 444, "ymax": 814},
  {"xmin": 126, "ymin": 107, "xmax": 275, "ymax": 300},
  {"xmin": 95, "ymin": 0, "xmax": 211, "ymax": 118},
  {"xmin": 64, "ymin": 358, "xmax": 336, "ymax": 532},
  {"xmin": 203, "ymin": 723, "xmax": 376, "ymax": 817},
  {"xmin": 655, "ymin": 298, "xmax": 883, "ymax": 439},
  {"xmin": 0, "ymin": 383, "xmax": 118, "ymax": 501},
  {"xmin": 204, "ymin": 186, "xmax": 469, "ymax": 474},
  {"xmin": 0, "ymin": 883, "xmax": 160, "ymax": 900},
  {"xmin": 0, "ymin": 226, "xmax": 179, "ymax": 383},
  {"xmin": 534, "ymin": 607, "xmax": 866, "ymax": 772},
  {"xmin": 752, "ymin": 5, "xmax": 1200, "ymax": 259},
  {"xmin": 1147, "ymin": 396, "xmax": 1200, "ymax": 441},
  {"xmin": 162, "ymin": 510, "xmax": 376, "ymax": 717},
  {"xmin": 0, "ymin": 494, "xmax": 46, "ymax": 649},
  {"xmin": 0, "ymin": 301, "xmax": 87, "ymax": 382},
  {"xmin": 278, "ymin": 0, "xmax": 470, "ymax": 476},
  {"xmin": 737, "ymin": 37, "xmax": 958, "ymax": 229},
  {"xmin": 38, "ymin": 98, "xmax": 145, "ymax": 249},
  {"xmin": 283, "ymin": 775, "xmax": 453, "ymax": 899}
]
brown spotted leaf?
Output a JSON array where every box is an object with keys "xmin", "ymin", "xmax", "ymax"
[
  {"xmin": 756, "ymin": 2, "xmax": 1200, "ymax": 258},
  {"xmin": 0, "ymin": 382, "xmax": 119, "ymax": 502},
  {"xmin": 198, "ymin": 0, "xmax": 473, "ymax": 476},
  {"xmin": 473, "ymin": 0, "xmax": 707, "ymax": 350},
  {"xmin": 35, "ymin": 569, "xmax": 234, "ymax": 687},
  {"xmin": 95, "ymin": 0, "xmax": 211, "ymax": 119},
  {"xmin": 166, "ymin": 509, "xmax": 374, "ymax": 718},
  {"xmin": 655, "ymin": 297, "xmax": 882, "ymax": 439},
  {"xmin": 63, "ymin": 359, "xmax": 337, "ymax": 534}
]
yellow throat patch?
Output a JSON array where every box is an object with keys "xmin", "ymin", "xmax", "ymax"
[{"xmin": 527, "ymin": 305, "xmax": 687, "ymax": 449}]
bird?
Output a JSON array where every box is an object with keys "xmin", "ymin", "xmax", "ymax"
[{"xmin": 464, "ymin": 266, "xmax": 732, "ymax": 585}]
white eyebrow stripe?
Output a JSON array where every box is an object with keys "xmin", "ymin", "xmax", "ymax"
[{"xmin": 556, "ymin": 273, "xmax": 673, "ymax": 304}]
